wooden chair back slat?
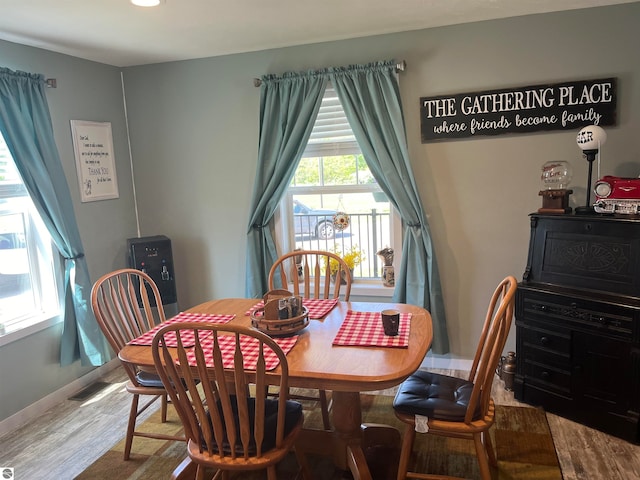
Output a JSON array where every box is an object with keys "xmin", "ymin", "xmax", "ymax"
[{"xmin": 268, "ymin": 250, "xmax": 352, "ymax": 300}]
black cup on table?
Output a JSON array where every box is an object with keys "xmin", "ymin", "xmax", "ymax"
[{"xmin": 381, "ymin": 309, "xmax": 400, "ymax": 336}]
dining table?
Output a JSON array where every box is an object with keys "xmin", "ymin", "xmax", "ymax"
[{"xmin": 118, "ymin": 297, "xmax": 433, "ymax": 479}]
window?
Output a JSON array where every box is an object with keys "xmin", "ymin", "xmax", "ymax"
[
  {"xmin": 277, "ymin": 85, "xmax": 401, "ymax": 283},
  {"xmin": 0, "ymin": 132, "xmax": 59, "ymax": 339}
]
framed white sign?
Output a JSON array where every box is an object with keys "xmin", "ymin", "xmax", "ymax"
[{"xmin": 70, "ymin": 120, "xmax": 119, "ymax": 202}]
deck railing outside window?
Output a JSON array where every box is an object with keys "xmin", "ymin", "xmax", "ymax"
[{"xmin": 292, "ymin": 209, "xmax": 391, "ymax": 279}]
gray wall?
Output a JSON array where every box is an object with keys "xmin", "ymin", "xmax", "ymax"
[
  {"xmin": 123, "ymin": 4, "xmax": 640, "ymax": 355},
  {"xmin": 1, "ymin": 3, "xmax": 639, "ymax": 423}
]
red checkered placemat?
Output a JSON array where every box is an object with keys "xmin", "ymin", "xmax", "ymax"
[
  {"xmin": 128, "ymin": 312, "xmax": 236, "ymax": 347},
  {"xmin": 246, "ymin": 298, "xmax": 338, "ymax": 319},
  {"xmin": 332, "ymin": 310, "xmax": 411, "ymax": 348},
  {"xmin": 184, "ymin": 334, "xmax": 298, "ymax": 371}
]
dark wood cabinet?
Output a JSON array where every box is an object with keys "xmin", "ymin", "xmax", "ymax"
[{"xmin": 514, "ymin": 213, "xmax": 640, "ymax": 443}]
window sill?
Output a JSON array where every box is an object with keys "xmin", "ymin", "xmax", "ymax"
[
  {"xmin": 350, "ymin": 282, "xmax": 394, "ymax": 298},
  {"xmin": 285, "ymin": 280, "xmax": 394, "ymax": 299},
  {"xmin": 0, "ymin": 311, "xmax": 62, "ymax": 347}
]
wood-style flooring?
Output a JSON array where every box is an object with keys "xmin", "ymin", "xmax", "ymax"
[{"xmin": 1, "ymin": 367, "xmax": 639, "ymax": 479}]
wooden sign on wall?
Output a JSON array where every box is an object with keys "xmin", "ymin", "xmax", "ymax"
[{"xmin": 420, "ymin": 77, "xmax": 617, "ymax": 142}]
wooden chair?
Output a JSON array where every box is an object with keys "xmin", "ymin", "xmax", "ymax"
[
  {"xmin": 91, "ymin": 268, "xmax": 185, "ymax": 460},
  {"xmin": 392, "ymin": 276, "xmax": 518, "ymax": 480},
  {"xmin": 151, "ymin": 322, "xmax": 311, "ymax": 480},
  {"xmin": 268, "ymin": 249, "xmax": 352, "ymax": 301},
  {"xmin": 268, "ymin": 249, "xmax": 352, "ymax": 430}
]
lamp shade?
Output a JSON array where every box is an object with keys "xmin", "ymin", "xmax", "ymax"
[{"xmin": 576, "ymin": 125, "xmax": 607, "ymax": 151}]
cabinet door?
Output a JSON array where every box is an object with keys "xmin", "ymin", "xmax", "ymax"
[{"xmin": 572, "ymin": 331, "xmax": 632, "ymax": 411}]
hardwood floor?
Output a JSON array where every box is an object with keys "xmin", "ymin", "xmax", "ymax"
[{"xmin": 1, "ymin": 367, "xmax": 639, "ymax": 479}]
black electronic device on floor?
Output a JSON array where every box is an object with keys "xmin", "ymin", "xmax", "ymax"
[{"xmin": 127, "ymin": 235, "xmax": 177, "ymax": 308}]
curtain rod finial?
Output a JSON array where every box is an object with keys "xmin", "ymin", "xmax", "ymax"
[
  {"xmin": 45, "ymin": 78, "xmax": 57, "ymax": 88},
  {"xmin": 253, "ymin": 78, "xmax": 262, "ymax": 87}
]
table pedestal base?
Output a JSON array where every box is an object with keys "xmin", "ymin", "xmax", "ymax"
[{"xmin": 296, "ymin": 391, "xmax": 401, "ymax": 480}]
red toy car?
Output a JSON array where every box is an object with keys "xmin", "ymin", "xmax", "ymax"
[{"xmin": 593, "ymin": 175, "xmax": 640, "ymax": 214}]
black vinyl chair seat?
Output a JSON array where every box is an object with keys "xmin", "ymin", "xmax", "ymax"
[
  {"xmin": 135, "ymin": 370, "xmax": 165, "ymax": 388},
  {"xmin": 135, "ymin": 370, "xmax": 196, "ymax": 391},
  {"xmin": 393, "ymin": 370, "xmax": 481, "ymax": 422},
  {"xmin": 205, "ymin": 397, "xmax": 303, "ymax": 455}
]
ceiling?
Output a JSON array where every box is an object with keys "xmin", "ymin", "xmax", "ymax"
[{"xmin": 0, "ymin": 0, "xmax": 637, "ymax": 67}]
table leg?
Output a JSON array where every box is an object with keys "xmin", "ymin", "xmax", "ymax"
[
  {"xmin": 331, "ymin": 391, "xmax": 373, "ymax": 479},
  {"xmin": 360, "ymin": 423, "xmax": 402, "ymax": 479}
]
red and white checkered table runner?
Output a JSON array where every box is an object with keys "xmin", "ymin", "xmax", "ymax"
[
  {"xmin": 184, "ymin": 334, "xmax": 298, "ymax": 371},
  {"xmin": 246, "ymin": 298, "xmax": 338, "ymax": 319},
  {"xmin": 128, "ymin": 312, "xmax": 236, "ymax": 347},
  {"xmin": 332, "ymin": 310, "xmax": 411, "ymax": 348}
]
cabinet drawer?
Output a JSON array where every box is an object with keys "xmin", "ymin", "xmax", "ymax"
[
  {"xmin": 518, "ymin": 323, "xmax": 571, "ymax": 356},
  {"xmin": 521, "ymin": 353, "xmax": 572, "ymax": 394},
  {"xmin": 519, "ymin": 289, "xmax": 636, "ymax": 341}
]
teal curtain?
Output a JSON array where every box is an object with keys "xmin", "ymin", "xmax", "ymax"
[
  {"xmin": 0, "ymin": 67, "xmax": 110, "ymax": 366},
  {"xmin": 245, "ymin": 72, "xmax": 327, "ymax": 297},
  {"xmin": 330, "ymin": 61, "xmax": 449, "ymax": 353}
]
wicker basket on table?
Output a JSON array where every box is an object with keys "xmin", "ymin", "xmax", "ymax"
[{"xmin": 250, "ymin": 289, "xmax": 309, "ymax": 336}]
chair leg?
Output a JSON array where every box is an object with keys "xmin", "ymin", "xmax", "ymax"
[
  {"xmin": 267, "ymin": 465, "xmax": 277, "ymax": 480},
  {"xmin": 319, "ymin": 389, "xmax": 331, "ymax": 430},
  {"xmin": 397, "ymin": 424, "xmax": 416, "ymax": 480},
  {"xmin": 195, "ymin": 464, "xmax": 206, "ymax": 480},
  {"xmin": 124, "ymin": 394, "xmax": 140, "ymax": 460},
  {"xmin": 473, "ymin": 432, "xmax": 492, "ymax": 480},
  {"xmin": 294, "ymin": 445, "xmax": 313, "ymax": 480},
  {"xmin": 483, "ymin": 430, "xmax": 497, "ymax": 467},
  {"xmin": 161, "ymin": 393, "xmax": 168, "ymax": 423}
]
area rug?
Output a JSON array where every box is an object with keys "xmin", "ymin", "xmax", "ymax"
[{"xmin": 76, "ymin": 391, "xmax": 562, "ymax": 479}]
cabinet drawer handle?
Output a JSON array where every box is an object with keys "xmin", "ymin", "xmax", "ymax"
[
  {"xmin": 540, "ymin": 336, "xmax": 549, "ymax": 345},
  {"xmin": 541, "ymin": 371, "xmax": 550, "ymax": 379}
]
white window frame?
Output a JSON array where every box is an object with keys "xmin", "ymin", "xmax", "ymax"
[
  {"xmin": 0, "ymin": 135, "xmax": 62, "ymax": 347},
  {"xmin": 274, "ymin": 85, "xmax": 402, "ymax": 297}
]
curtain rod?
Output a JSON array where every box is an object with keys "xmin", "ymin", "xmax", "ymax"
[{"xmin": 253, "ymin": 60, "xmax": 406, "ymax": 87}]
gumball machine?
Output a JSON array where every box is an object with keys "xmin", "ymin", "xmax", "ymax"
[{"xmin": 538, "ymin": 161, "xmax": 573, "ymax": 214}]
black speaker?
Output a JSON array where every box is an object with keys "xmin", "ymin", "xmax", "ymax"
[{"xmin": 127, "ymin": 235, "xmax": 177, "ymax": 306}]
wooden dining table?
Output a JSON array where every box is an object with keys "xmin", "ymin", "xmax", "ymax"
[{"xmin": 119, "ymin": 298, "xmax": 432, "ymax": 479}]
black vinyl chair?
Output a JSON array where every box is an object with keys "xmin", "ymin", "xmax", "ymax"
[{"xmin": 392, "ymin": 276, "xmax": 517, "ymax": 480}]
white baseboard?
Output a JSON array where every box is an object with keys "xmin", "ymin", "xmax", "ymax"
[{"xmin": 0, "ymin": 358, "xmax": 119, "ymax": 438}]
